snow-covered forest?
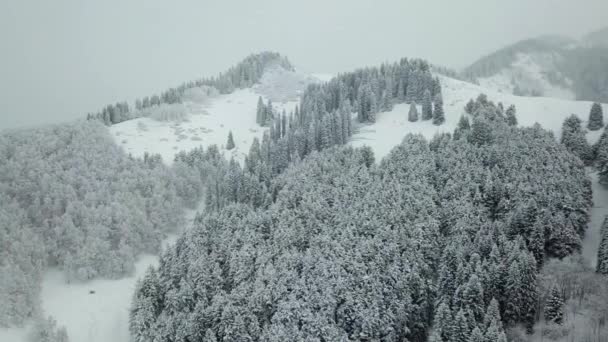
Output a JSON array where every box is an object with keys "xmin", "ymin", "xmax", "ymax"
[
  {"xmin": 2, "ymin": 43, "xmax": 608, "ymax": 342},
  {"xmin": 129, "ymin": 93, "xmax": 600, "ymax": 341},
  {"xmin": 0, "ymin": 122, "xmax": 188, "ymax": 328}
]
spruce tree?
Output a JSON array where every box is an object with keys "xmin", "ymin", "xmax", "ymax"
[
  {"xmin": 422, "ymin": 89, "xmax": 433, "ymax": 120},
  {"xmin": 588, "ymin": 102, "xmax": 604, "ymax": 131},
  {"xmin": 458, "ymin": 115, "xmax": 470, "ymax": 130},
  {"xmin": 433, "ymin": 93, "xmax": 445, "ymax": 125},
  {"xmin": 505, "ymin": 105, "xmax": 517, "ymax": 126},
  {"xmin": 226, "ymin": 131, "xmax": 235, "ymax": 150},
  {"xmin": 468, "ymin": 327, "xmax": 484, "ymax": 342},
  {"xmin": 469, "ymin": 119, "xmax": 493, "ymax": 146},
  {"xmin": 453, "ymin": 309, "xmax": 471, "ymax": 342},
  {"xmin": 561, "ymin": 115, "xmax": 592, "ymax": 164},
  {"xmin": 408, "ymin": 102, "xmax": 419, "ymax": 122},
  {"xmin": 465, "ymin": 99, "xmax": 475, "ymax": 114},
  {"xmin": 596, "ymin": 217, "xmax": 608, "ymax": 274},
  {"xmin": 544, "ymin": 285, "xmax": 564, "ymax": 325}
]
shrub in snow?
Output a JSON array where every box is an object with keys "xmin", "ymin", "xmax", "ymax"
[
  {"xmin": 28, "ymin": 316, "xmax": 69, "ymax": 342},
  {"xmin": 142, "ymin": 103, "xmax": 188, "ymax": 122},
  {"xmin": 181, "ymin": 86, "xmax": 218, "ymax": 103},
  {"xmin": 542, "ymin": 323, "xmax": 571, "ymax": 339}
]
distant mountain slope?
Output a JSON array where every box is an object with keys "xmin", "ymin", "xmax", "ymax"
[
  {"xmin": 582, "ymin": 26, "xmax": 608, "ymax": 47},
  {"xmin": 462, "ymin": 30, "xmax": 608, "ymax": 103}
]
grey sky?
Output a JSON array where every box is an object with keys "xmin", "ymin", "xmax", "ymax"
[{"xmin": 1, "ymin": 0, "xmax": 606, "ymax": 129}]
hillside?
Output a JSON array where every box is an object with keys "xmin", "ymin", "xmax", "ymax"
[
  {"xmin": 2, "ymin": 53, "xmax": 608, "ymax": 342},
  {"xmin": 352, "ymin": 74, "xmax": 607, "ymax": 160},
  {"xmin": 110, "ymin": 67, "xmax": 321, "ymax": 164},
  {"xmin": 462, "ymin": 30, "xmax": 608, "ymax": 103}
]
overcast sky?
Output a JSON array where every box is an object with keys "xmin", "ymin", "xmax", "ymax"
[{"xmin": 1, "ymin": 0, "xmax": 606, "ymax": 129}]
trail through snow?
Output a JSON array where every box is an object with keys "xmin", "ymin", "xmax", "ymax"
[{"xmin": 582, "ymin": 171, "xmax": 608, "ymax": 268}]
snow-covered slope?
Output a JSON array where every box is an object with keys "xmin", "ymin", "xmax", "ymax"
[
  {"xmin": 463, "ymin": 32, "xmax": 608, "ymax": 103},
  {"xmin": 351, "ymin": 75, "xmax": 608, "ymax": 160},
  {"xmin": 110, "ymin": 68, "xmax": 322, "ymax": 164}
]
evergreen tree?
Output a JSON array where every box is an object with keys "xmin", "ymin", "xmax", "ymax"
[
  {"xmin": 433, "ymin": 301, "xmax": 453, "ymax": 340},
  {"xmin": 256, "ymin": 96, "xmax": 265, "ymax": 125},
  {"xmin": 428, "ymin": 330, "xmax": 444, "ymax": 342},
  {"xmin": 265, "ymin": 99, "xmax": 274, "ymax": 126},
  {"xmin": 544, "ymin": 285, "xmax": 564, "ymax": 325},
  {"xmin": 422, "ymin": 89, "xmax": 433, "ymax": 120},
  {"xmin": 453, "ymin": 309, "xmax": 471, "ymax": 342},
  {"xmin": 458, "ymin": 115, "xmax": 470, "ymax": 130},
  {"xmin": 465, "ymin": 99, "xmax": 475, "ymax": 114},
  {"xmin": 588, "ymin": 102, "xmax": 604, "ymax": 131},
  {"xmin": 468, "ymin": 327, "xmax": 484, "ymax": 342},
  {"xmin": 408, "ymin": 102, "xmax": 419, "ymax": 122},
  {"xmin": 483, "ymin": 298, "xmax": 502, "ymax": 329},
  {"xmin": 596, "ymin": 217, "xmax": 608, "ymax": 274},
  {"xmin": 505, "ymin": 105, "xmax": 517, "ymax": 126},
  {"xmin": 469, "ymin": 119, "xmax": 493, "ymax": 146},
  {"xmin": 484, "ymin": 321, "xmax": 507, "ymax": 342},
  {"xmin": 561, "ymin": 114, "xmax": 592, "ymax": 164},
  {"xmin": 397, "ymin": 80, "xmax": 405, "ymax": 102},
  {"xmin": 433, "ymin": 93, "xmax": 445, "ymax": 125},
  {"xmin": 226, "ymin": 131, "xmax": 235, "ymax": 150}
]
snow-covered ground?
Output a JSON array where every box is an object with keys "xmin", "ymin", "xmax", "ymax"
[
  {"xmin": 110, "ymin": 89, "xmax": 296, "ymax": 165},
  {"xmin": 110, "ymin": 68, "xmax": 322, "ymax": 165},
  {"xmin": 352, "ymin": 75, "xmax": 608, "ymax": 160}
]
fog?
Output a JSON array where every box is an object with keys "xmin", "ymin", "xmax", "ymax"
[{"xmin": 1, "ymin": 0, "xmax": 606, "ymax": 129}]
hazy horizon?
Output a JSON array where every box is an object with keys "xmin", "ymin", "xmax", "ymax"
[{"xmin": 1, "ymin": 0, "xmax": 606, "ymax": 129}]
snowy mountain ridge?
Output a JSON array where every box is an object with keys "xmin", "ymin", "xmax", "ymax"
[{"xmin": 462, "ymin": 28, "xmax": 608, "ymax": 103}]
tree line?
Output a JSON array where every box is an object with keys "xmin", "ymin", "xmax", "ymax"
[{"xmin": 87, "ymin": 52, "xmax": 293, "ymax": 125}]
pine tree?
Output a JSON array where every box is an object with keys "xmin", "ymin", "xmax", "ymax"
[
  {"xmin": 588, "ymin": 102, "xmax": 604, "ymax": 131},
  {"xmin": 433, "ymin": 301, "xmax": 453, "ymax": 340},
  {"xmin": 458, "ymin": 115, "xmax": 470, "ymax": 130},
  {"xmin": 453, "ymin": 309, "xmax": 471, "ymax": 342},
  {"xmin": 265, "ymin": 99, "xmax": 274, "ymax": 126},
  {"xmin": 256, "ymin": 96, "xmax": 265, "ymax": 125},
  {"xmin": 483, "ymin": 298, "xmax": 502, "ymax": 329},
  {"xmin": 397, "ymin": 79, "xmax": 405, "ymax": 102},
  {"xmin": 226, "ymin": 131, "xmax": 235, "ymax": 150},
  {"xmin": 484, "ymin": 321, "xmax": 507, "ymax": 342},
  {"xmin": 460, "ymin": 274, "xmax": 485, "ymax": 322},
  {"xmin": 433, "ymin": 93, "xmax": 445, "ymax": 125},
  {"xmin": 422, "ymin": 89, "xmax": 433, "ymax": 120},
  {"xmin": 561, "ymin": 114, "xmax": 592, "ymax": 164},
  {"xmin": 469, "ymin": 119, "xmax": 493, "ymax": 146},
  {"xmin": 505, "ymin": 105, "xmax": 517, "ymax": 126},
  {"xmin": 596, "ymin": 217, "xmax": 608, "ymax": 274},
  {"xmin": 465, "ymin": 99, "xmax": 475, "ymax": 114},
  {"xmin": 428, "ymin": 330, "xmax": 444, "ymax": 342},
  {"xmin": 468, "ymin": 327, "xmax": 484, "ymax": 342},
  {"xmin": 503, "ymin": 261, "xmax": 522, "ymax": 325},
  {"xmin": 544, "ymin": 285, "xmax": 564, "ymax": 325},
  {"xmin": 408, "ymin": 102, "xmax": 419, "ymax": 122}
]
